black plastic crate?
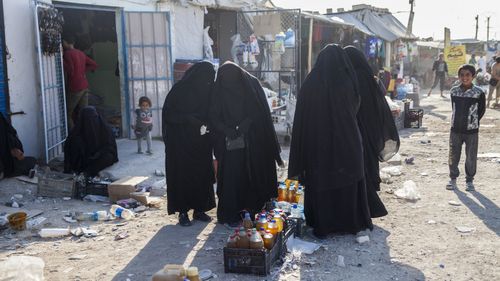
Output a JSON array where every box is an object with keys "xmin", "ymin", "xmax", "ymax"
[
  {"xmin": 224, "ymin": 233, "xmax": 283, "ymax": 276},
  {"xmin": 404, "ymin": 109, "xmax": 423, "ymax": 128},
  {"xmin": 287, "ymin": 217, "xmax": 306, "ymax": 238}
]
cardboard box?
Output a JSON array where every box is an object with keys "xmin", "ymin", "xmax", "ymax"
[
  {"xmin": 108, "ymin": 176, "xmax": 148, "ymax": 203},
  {"xmin": 130, "ymin": 192, "xmax": 150, "ymax": 205}
]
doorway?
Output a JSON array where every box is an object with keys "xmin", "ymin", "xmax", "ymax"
[{"xmin": 57, "ymin": 5, "xmax": 122, "ymax": 136}]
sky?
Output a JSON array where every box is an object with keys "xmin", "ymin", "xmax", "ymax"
[{"xmin": 272, "ymin": 0, "xmax": 498, "ymax": 41}]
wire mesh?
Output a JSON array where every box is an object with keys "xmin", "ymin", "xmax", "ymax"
[{"xmin": 124, "ymin": 12, "xmax": 173, "ymax": 138}]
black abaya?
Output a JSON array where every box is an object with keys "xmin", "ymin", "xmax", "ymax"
[
  {"xmin": 288, "ymin": 44, "xmax": 373, "ymax": 236},
  {"xmin": 0, "ymin": 113, "xmax": 36, "ymax": 178},
  {"xmin": 210, "ymin": 62, "xmax": 282, "ymax": 224},
  {"xmin": 344, "ymin": 46, "xmax": 400, "ymax": 218},
  {"xmin": 162, "ymin": 61, "xmax": 216, "ymax": 215},
  {"xmin": 64, "ymin": 106, "xmax": 118, "ymax": 177}
]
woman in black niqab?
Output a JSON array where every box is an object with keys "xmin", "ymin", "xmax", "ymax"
[
  {"xmin": 162, "ymin": 61, "xmax": 216, "ymax": 226},
  {"xmin": 288, "ymin": 44, "xmax": 373, "ymax": 236},
  {"xmin": 344, "ymin": 46, "xmax": 400, "ymax": 218},
  {"xmin": 210, "ymin": 62, "xmax": 282, "ymax": 225},
  {"xmin": 0, "ymin": 113, "xmax": 36, "ymax": 178},
  {"xmin": 64, "ymin": 106, "xmax": 118, "ymax": 177}
]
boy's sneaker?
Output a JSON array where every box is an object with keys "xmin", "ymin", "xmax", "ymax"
[
  {"xmin": 465, "ymin": 182, "xmax": 475, "ymax": 192},
  {"xmin": 446, "ymin": 179, "xmax": 457, "ymax": 190}
]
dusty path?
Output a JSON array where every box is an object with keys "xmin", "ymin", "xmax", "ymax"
[{"xmin": 0, "ymin": 90, "xmax": 499, "ymax": 281}]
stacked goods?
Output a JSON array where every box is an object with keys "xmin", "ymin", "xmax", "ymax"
[{"xmin": 277, "ymin": 179, "xmax": 304, "ymax": 205}]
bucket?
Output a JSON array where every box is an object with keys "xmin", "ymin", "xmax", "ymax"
[{"xmin": 7, "ymin": 212, "xmax": 27, "ymax": 231}]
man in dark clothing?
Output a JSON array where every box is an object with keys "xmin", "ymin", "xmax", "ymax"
[
  {"xmin": 163, "ymin": 62, "xmax": 217, "ymax": 226},
  {"xmin": 0, "ymin": 113, "xmax": 36, "ymax": 179},
  {"xmin": 63, "ymin": 35, "xmax": 97, "ymax": 128},
  {"xmin": 288, "ymin": 45, "xmax": 373, "ymax": 238},
  {"xmin": 428, "ymin": 53, "xmax": 448, "ymax": 97},
  {"xmin": 446, "ymin": 65, "xmax": 485, "ymax": 192}
]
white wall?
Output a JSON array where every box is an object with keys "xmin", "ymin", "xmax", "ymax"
[
  {"xmin": 4, "ymin": 0, "xmax": 41, "ymax": 157},
  {"xmin": 172, "ymin": 4, "xmax": 204, "ymax": 60}
]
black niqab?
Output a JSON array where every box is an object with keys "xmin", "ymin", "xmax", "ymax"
[
  {"xmin": 210, "ymin": 62, "xmax": 282, "ymax": 223},
  {"xmin": 288, "ymin": 44, "xmax": 372, "ymax": 235},
  {"xmin": 0, "ymin": 114, "xmax": 23, "ymax": 177},
  {"xmin": 64, "ymin": 106, "xmax": 118, "ymax": 176},
  {"xmin": 345, "ymin": 46, "xmax": 400, "ymax": 218},
  {"xmin": 162, "ymin": 61, "xmax": 216, "ymax": 214}
]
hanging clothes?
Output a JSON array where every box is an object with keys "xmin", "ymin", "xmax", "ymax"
[
  {"xmin": 288, "ymin": 44, "xmax": 373, "ymax": 236},
  {"xmin": 64, "ymin": 106, "xmax": 118, "ymax": 177},
  {"xmin": 344, "ymin": 46, "xmax": 400, "ymax": 218},
  {"xmin": 210, "ymin": 62, "xmax": 282, "ymax": 224},
  {"xmin": 162, "ymin": 61, "xmax": 217, "ymax": 215}
]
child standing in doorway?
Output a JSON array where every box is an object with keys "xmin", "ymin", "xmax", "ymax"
[
  {"xmin": 133, "ymin": 96, "xmax": 153, "ymax": 154},
  {"xmin": 446, "ymin": 65, "xmax": 485, "ymax": 191}
]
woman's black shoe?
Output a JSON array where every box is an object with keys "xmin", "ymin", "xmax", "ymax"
[
  {"xmin": 193, "ymin": 212, "xmax": 212, "ymax": 222},
  {"xmin": 179, "ymin": 212, "xmax": 192, "ymax": 226}
]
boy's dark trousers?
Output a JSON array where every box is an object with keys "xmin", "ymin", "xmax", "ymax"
[{"xmin": 448, "ymin": 131, "xmax": 478, "ymax": 182}]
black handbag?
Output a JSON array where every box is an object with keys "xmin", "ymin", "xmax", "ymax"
[
  {"xmin": 489, "ymin": 78, "xmax": 498, "ymax": 87},
  {"xmin": 225, "ymin": 135, "xmax": 245, "ymax": 151}
]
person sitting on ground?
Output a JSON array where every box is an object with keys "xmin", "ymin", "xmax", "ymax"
[
  {"xmin": 446, "ymin": 65, "xmax": 485, "ymax": 192},
  {"xmin": 0, "ymin": 113, "xmax": 37, "ymax": 180},
  {"xmin": 64, "ymin": 106, "xmax": 118, "ymax": 177}
]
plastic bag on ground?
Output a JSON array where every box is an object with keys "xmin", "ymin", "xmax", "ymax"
[
  {"xmin": 286, "ymin": 236, "xmax": 320, "ymax": 254},
  {"xmin": 0, "ymin": 256, "xmax": 45, "ymax": 281},
  {"xmin": 381, "ymin": 166, "xmax": 402, "ymax": 176},
  {"xmin": 394, "ymin": 180, "xmax": 421, "ymax": 201}
]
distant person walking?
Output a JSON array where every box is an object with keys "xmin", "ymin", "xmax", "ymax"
[
  {"xmin": 487, "ymin": 56, "xmax": 500, "ymax": 108},
  {"xmin": 446, "ymin": 65, "xmax": 485, "ymax": 191},
  {"xmin": 477, "ymin": 55, "xmax": 486, "ymax": 73},
  {"xmin": 63, "ymin": 35, "xmax": 98, "ymax": 129},
  {"xmin": 468, "ymin": 54, "xmax": 477, "ymax": 67},
  {"xmin": 428, "ymin": 53, "xmax": 448, "ymax": 97}
]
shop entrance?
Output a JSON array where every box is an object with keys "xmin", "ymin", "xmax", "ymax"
[{"xmin": 56, "ymin": 4, "xmax": 122, "ymax": 137}]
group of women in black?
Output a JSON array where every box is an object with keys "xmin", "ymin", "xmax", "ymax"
[
  {"xmin": 163, "ymin": 44, "xmax": 399, "ymax": 236},
  {"xmin": 163, "ymin": 61, "xmax": 282, "ymax": 226}
]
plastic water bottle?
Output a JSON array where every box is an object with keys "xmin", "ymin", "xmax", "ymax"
[
  {"xmin": 290, "ymin": 203, "xmax": 301, "ymax": 218},
  {"xmin": 110, "ymin": 204, "xmax": 135, "ymax": 220},
  {"xmin": 75, "ymin": 211, "xmax": 110, "ymax": 221}
]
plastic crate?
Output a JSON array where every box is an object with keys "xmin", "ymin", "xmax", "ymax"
[
  {"xmin": 404, "ymin": 109, "xmax": 424, "ymax": 128},
  {"xmin": 37, "ymin": 172, "xmax": 76, "ymax": 198},
  {"xmin": 223, "ymin": 233, "xmax": 283, "ymax": 276}
]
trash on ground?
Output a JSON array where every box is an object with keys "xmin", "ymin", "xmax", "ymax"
[
  {"xmin": 387, "ymin": 153, "xmax": 402, "ymax": 165},
  {"xmin": 15, "ymin": 175, "xmax": 39, "ymax": 185},
  {"xmin": 83, "ymin": 195, "xmax": 110, "ymax": 203},
  {"xmin": 115, "ymin": 232, "xmax": 129, "ymax": 241},
  {"xmin": 427, "ymin": 220, "xmax": 437, "ymax": 224},
  {"xmin": 394, "ymin": 180, "xmax": 421, "ymax": 201},
  {"xmin": 286, "ymin": 236, "xmax": 320, "ymax": 254},
  {"xmin": 380, "ymin": 172, "xmax": 392, "ymax": 183},
  {"xmin": 0, "ymin": 256, "xmax": 45, "ymax": 280},
  {"xmin": 355, "ymin": 235, "xmax": 370, "ymax": 244},
  {"xmin": 63, "ymin": 216, "xmax": 77, "ymax": 223},
  {"xmin": 420, "ymin": 172, "xmax": 429, "ymax": 176},
  {"xmin": 381, "ymin": 166, "xmax": 402, "ymax": 176},
  {"xmin": 448, "ymin": 200, "xmax": 461, "ymax": 206},
  {"xmin": 68, "ymin": 254, "xmax": 87, "ymax": 260},
  {"xmin": 26, "ymin": 216, "xmax": 46, "ymax": 229},
  {"xmin": 336, "ymin": 255, "xmax": 345, "ymax": 267},
  {"xmin": 385, "ymin": 188, "xmax": 394, "ymax": 194},
  {"xmin": 154, "ymin": 169, "xmax": 165, "ymax": 177},
  {"xmin": 404, "ymin": 156, "xmax": 415, "ymax": 165},
  {"xmin": 7, "ymin": 212, "xmax": 27, "ymax": 231},
  {"xmin": 455, "ymin": 226, "xmax": 475, "ymax": 233},
  {"xmin": 117, "ymin": 198, "xmax": 140, "ymax": 209},
  {"xmin": 39, "ymin": 228, "xmax": 71, "ymax": 238},
  {"xmin": 477, "ymin": 153, "xmax": 500, "ymax": 158}
]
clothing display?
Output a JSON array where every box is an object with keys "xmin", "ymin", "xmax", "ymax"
[
  {"xmin": 288, "ymin": 44, "xmax": 373, "ymax": 236},
  {"xmin": 162, "ymin": 61, "xmax": 217, "ymax": 215},
  {"xmin": 210, "ymin": 62, "xmax": 282, "ymax": 224}
]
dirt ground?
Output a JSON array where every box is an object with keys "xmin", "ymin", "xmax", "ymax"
[{"xmin": 0, "ymin": 89, "xmax": 499, "ymax": 281}]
